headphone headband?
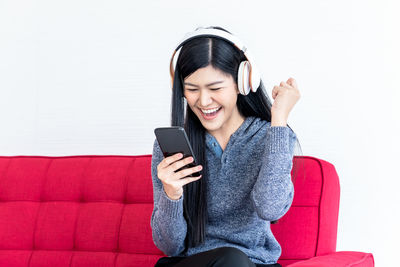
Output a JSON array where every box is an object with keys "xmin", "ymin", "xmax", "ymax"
[{"xmin": 169, "ymin": 26, "xmax": 261, "ymax": 95}]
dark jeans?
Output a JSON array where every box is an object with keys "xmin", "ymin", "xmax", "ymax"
[{"xmin": 154, "ymin": 246, "xmax": 282, "ymax": 267}]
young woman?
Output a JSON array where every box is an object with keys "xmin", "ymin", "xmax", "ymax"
[{"xmin": 151, "ymin": 26, "xmax": 301, "ymax": 267}]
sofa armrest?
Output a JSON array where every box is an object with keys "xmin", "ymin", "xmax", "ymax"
[{"xmin": 286, "ymin": 251, "xmax": 374, "ymax": 267}]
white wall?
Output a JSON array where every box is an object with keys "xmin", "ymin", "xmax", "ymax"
[{"xmin": 1, "ymin": 0, "xmax": 398, "ymax": 265}]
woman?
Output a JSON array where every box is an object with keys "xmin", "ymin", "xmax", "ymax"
[{"xmin": 151, "ymin": 26, "xmax": 301, "ymax": 267}]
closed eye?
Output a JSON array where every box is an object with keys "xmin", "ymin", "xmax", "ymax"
[{"xmin": 185, "ymin": 87, "xmax": 222, "ymax": 92}]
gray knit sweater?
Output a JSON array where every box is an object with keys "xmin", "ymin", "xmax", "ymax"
[{"xmin": 150, "ymin": 116, "xmax": 297, "ymax": 265}]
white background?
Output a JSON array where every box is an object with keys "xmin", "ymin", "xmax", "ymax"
[{"xmin": 1, "ymin": 0, "xmax": 399, "ymax": 265}]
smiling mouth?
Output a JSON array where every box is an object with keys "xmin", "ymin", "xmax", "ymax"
[
  {"xmin": 199, "ymin": 107, "xmax": 222, "ymax": 119},
  {"xmin": 199, "ymin": 107, "xmax": 221, "ymax": 114}
]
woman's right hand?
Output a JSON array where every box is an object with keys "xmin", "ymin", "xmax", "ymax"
[{"xmin": 157, "ymin": 153, "xmax": 203, "ymax": 200}]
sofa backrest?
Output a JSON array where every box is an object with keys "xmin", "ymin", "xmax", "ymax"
[
  {"xmin": 0, "ymin": 155, "xmax": 339, "ymax": 267},
  {"xmin": 273, "ymin": 156, "xmax": 340, "ymax": 266},
  {"xmin": 0, "ymin": 155, "xmax": 161, "ymax": 266}
]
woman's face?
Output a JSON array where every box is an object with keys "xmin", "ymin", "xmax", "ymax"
[{"xmin": 183, "ymin": 65, "xmax": 244, "ymax": 137}]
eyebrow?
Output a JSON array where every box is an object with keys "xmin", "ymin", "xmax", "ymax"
[{"xmin": 184, "ymin": 81, "xmax": 225, "ymax": 87}]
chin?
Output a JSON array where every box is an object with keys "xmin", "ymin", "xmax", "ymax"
[
  {"xmin": 199, "ymin": 117, "xmax": 225, "ymax": 134},
  {"xmin": 202, "ymin": 123, "xmax": 221, "ymax": 131}
]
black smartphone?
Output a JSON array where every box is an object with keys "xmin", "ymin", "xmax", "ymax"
[{"xmin": 154, "ymin": 126, "xmax": 201, "ymax": 177}]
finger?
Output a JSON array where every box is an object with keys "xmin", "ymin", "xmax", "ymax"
[
  {"xmin": 159, "ymin": 153, "xmax": 183, "ymax": 169},
  {"xmin": 178, "ymin": 175, "xmax": 202, "ymax": 187},
  {"xmin": 272, "ymin": 86, "xmax": 281, "ymax": 99},
  {"xmin": 280, "ymin": 81, "xmax": 291, "ymax": 88},
  {"xmin": 175, "ymin": 165, "xmax": 203, "ymax": 179},
  {"xmin": 287, "ymin": 77, "xmax": 297, "ymax": 88},
  {"xmin": 170, "ymin": 156, "xmax": 194, "ymax": 173}
]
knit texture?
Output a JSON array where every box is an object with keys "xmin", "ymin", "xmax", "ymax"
[{"xmin": 150, "ymin": 116, "xmax": 297, "ymax": 265}]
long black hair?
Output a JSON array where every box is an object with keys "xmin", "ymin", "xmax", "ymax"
[{"xmin": 170, "ymin": 26, "xmax": 304, "ymax": 252}]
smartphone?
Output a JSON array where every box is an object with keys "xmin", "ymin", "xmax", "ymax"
[{"xmin": 154, "ymin": 126, "xmax": 201, "ymax": 177}]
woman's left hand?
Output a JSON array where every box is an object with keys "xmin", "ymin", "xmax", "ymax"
[{"xmin": 271, "ymin": 77, "xmax": 301, "ymax": 126}]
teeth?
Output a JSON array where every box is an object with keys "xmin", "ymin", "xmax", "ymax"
[{"xmin": 201, "ymin": 107, "xmax": 220, "ymax": 114}]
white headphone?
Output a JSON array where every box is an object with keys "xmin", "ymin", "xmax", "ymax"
[{"xmin": 169, "ymin": 26, "xmax": 261, "ymax": 95}]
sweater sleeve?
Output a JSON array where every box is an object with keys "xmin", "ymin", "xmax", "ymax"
[
  {"xmin": 150, "ymin": 138, "xmax": 187, "ymax": 256},
  {"xmin": 250, "ymin": 122, "xmax": 297, "ymax": 221}
]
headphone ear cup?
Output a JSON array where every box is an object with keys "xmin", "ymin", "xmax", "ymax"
[
  {"xmin": 238, "ymin": 61, "xmax": 251, "ymax": 95},
  {"xmin": 250, "ymin": 63, "xmax": 261, "ymax": 92}
]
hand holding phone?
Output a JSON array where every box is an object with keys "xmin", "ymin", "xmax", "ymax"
[
  {"xmin": 156, "ymin": 153, "xmax": 203, "ymax": 200},
  {"xmin": 154, "ymin": 127, "xmax": 203, "ymax": 200}
]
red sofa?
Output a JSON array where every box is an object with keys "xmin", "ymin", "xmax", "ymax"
[{"xmin": 0, "ymin": 155, "xmax": 374, "ymax": 267}]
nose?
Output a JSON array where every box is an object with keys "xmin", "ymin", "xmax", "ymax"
[{"xmin": 199, "ymin": 89, "xmax": 213, "ymax": 107}]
